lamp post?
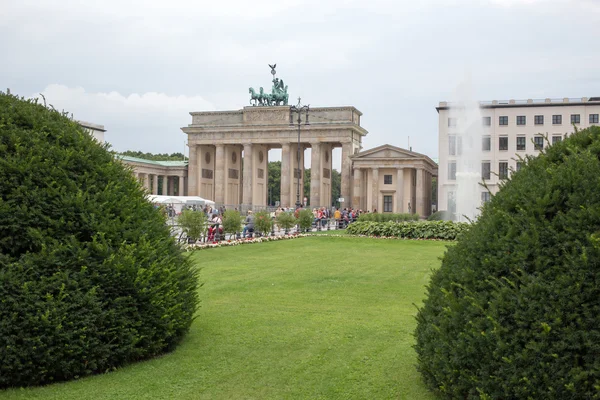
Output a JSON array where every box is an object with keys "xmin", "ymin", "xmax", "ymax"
[{"xmin": 289, "ymin": 97, "xmax": 310, "ymax": 209}]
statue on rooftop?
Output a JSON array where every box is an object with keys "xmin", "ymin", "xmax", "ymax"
[{"xmin": 249, "ymin": 64, "xmax": 289, "ymax": 106}]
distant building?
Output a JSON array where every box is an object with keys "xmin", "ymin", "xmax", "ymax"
[
  {"xmin": 118, "ymin": 155, "xmax": 188, "ymax": 196},
  {"xmin": 350, "ymin": 144, "xmax": 437, "ymax": 215},
  {"xmin": 437, "ymin": 97, "xmax": 600, "ymax": 214},
  {"xmin": 77, "ymin": 120, "xmax": 106, "ymax": 144}
]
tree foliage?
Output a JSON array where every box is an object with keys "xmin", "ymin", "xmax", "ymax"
[
  {"xmin": 178, "ymin": 209, "xmax": 207, "ymax": 241},
  {"xmin": 222, "ymin": 210, "xmax": 242, "ymax": 236},
  {"xmin": 267, "ymin": 161, "xmax": 281, "ymax": 206},
  {"xmin": 415, "ymin": 126, "xmax": 600, "ymax": 399},
  {"xmin": 120, "ymin": 150, "xmax": 185, "ymax": 161},
  {"xmin": 254, "ymin": 211, "xmax": 272, "ymax": 235},
  {"xmin": 0, "ymin": 93, "xmax": 198, "ymax": 388},
  {"xmin": 297, "ymin": 209, "xmax": 314, "ymax": 231},
  {"xmin": 275, "ymin": 212, "xmax": 296, "ymax": 233}
]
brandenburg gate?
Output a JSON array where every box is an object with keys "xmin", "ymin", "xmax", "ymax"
[{"xmin": 182, "ymin": 105, "xmax": 367, "ymax": 209}]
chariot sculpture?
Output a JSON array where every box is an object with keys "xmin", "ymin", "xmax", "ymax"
[{"xmin": 249, "ymin": 64, "xmax": 289, "ymax": 106}]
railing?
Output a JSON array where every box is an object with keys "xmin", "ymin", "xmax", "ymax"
[{"xmin": 173, "ymin": 217, "xmax": 358, "ymax": 244}]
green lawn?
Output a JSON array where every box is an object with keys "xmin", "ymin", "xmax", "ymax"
[{"xmin": 1, "ymin": 237, "xmax": 447, "ymax": 400}]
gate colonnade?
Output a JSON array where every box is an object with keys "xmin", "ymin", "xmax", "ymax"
[{"xmin": 181, "ymin": 106, "xmax": 367, "ymax": 209}]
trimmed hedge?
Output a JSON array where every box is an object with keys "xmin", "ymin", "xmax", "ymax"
[
  {"xmin": 0, "ymin": 93, "xmax": 198, "ymax": 388},
  {"xmin": 346, "ymin": 221, "xmax": 469, "ymax": 240},
  {"xmin": 357, "ymin": 212, "xmax": 419, "ymax": 222},
  {"xmin": 415, "ymin": 126, "xmax": 600, "ymax": 399}
]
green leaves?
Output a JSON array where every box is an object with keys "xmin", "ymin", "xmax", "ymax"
[
  {"xmin": 415, "ymin": 126, "xmax": 600, "ymax": 399},
  {"xmin": 0, "ymin": 93, "xmax": 199, "ymax": 388},
  {"xmin": 275, "ymin": 212, "xmax": 296, "ymax": 231},
  {"xmin": 346, "ymin": 220, "xmax": 469, "ymax": 240}
]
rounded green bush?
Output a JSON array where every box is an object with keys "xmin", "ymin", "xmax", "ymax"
[
  {"xmin": 0, "ymin": 93, "xmax": 198, "ymax": 388},
  {"xmin": 415, "ymin": 126, "xmax": 600, "ymax": 399}
]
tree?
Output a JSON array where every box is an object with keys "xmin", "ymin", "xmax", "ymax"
[
  {"xmin": 0, "ymin": 93, "xmax": 198, "ymax": 388},
  {"xmin": 275, "ymin": 212, "xmax": 296, "ymax": 234},
  {"xmin": 297, "ymin": 209, "xmax": 314, "ymax": 232},
  {"xmin": 267, "ymin": 161, "xmax": 281, "ymax": 206},
  {"xmin": 304, "ymin": 168, "xmax": 311, "ymax": 203},
  {"xmin": 331, "ymin": 169, "xmax": 341, "ymax": 208},
  {"xmin": 222, "ymin": 210, "xmax": 243, "ymax": 238},
  {"xmin": 120, "ymin": 150, "xmax": 185, "ymax": 161},
  {"xmin": 415, "ymin": 126, "xmax": 600, "ymax": 399},
  {"xmin": 253, "ymin": 211, "xmax": 273, "ymax": 236},
  {"xmin": 178, "ymin": 209, "xmax": 207, "ymax": 242}
]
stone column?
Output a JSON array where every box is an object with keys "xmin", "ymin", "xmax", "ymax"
[
  {"xmin": 214, "ymin": 144, "xmax": 225, "ymax": 205},
  {"xmin": 187, "ymin": 144, "xmax": 198, "ymax": 196},
  {"xmin": 178, "ymin": 175, "xmax": 185, "ymax": 196},
  {"xmin": 280, "ymin": 143, "xmax": 291, "ymax": 208},
  {"xmin": 416, "ymin": 168, "xmax": 425, "ymax": 217},
  {"xmin": 341, "ymin": 142, "xmax": 353, "ymax": 207},
  {"xmin": 371, "ymin": 168, "xmax": 379, "ymax": 212},
  {"xmin": 152, "ymin": 174, "xmax": 158, "ymax": 195},
  {"xmin": 242, "ymin": 143, "xmax": 253, "ymax": 207},
  {"xmin": 310, "ymin": 142, "xmax": 321, "ymax": 207},
  {"xmin": 396, "ymin": 168, "xmax": 405, "ymax": 213},
  {"xmin": 352, "ymin": 168, "xmax": 361, "ymax": 209}
]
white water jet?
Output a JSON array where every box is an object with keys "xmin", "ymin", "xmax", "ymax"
[{"xmin": 449, "ymin": 78, "xmax": 485, "ymax": 222}]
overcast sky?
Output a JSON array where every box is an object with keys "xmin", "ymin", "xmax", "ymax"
[{"xmin": 3, "ymin": 0, "xmax": 599, "ymax": 168}]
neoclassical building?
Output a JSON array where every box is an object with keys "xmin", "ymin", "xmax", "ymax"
[
  {"xmin": 119, "ymin": 155, "xmax": 187, "ymax": 196},
  {"xmin": 182, "ymin": 105, "xmax": 364, "ymax": 209},
  {"xmin": 117, "ymin": 104, "xmax": 437, "ymax": 216},
  {"xmin": 351, "ymin": 145, "xmax": 436, "ymax": 215}
]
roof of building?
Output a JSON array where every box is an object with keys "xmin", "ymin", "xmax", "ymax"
[
  {"xmin": 436, "ymin": 96, "xmax": 600, "ymax": 112},
  {"xmin": 77, "ymin": 120, "xmax": 106, "ymax": 132},
  {"xmin": 118, "ymin": 155, "xmax": 188, "ymax": 167},
  {"xmin": 351, "ymin": 144, "xmax": 437, "ymax": 167}
]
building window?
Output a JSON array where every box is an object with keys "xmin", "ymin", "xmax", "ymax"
[
  {"xmin": 534, "ymin": 115, "xmax": 544, "ymax": 125},
  {"xmin": 516, "ymin": 136, "xmax": 526, "ymax": 151},
  {"xmin": 534, "ymin": 136, "xmax": 544, "ymax": 150},
  {"xmin": 448, "ymin": 118, "xmax": 457, "ymax": 127},
  {"xmin": 482, "ymin": 136, "xmax": 491, "ymax": 151},
  {"xmin": 384, "ymin": 175, "xmax": 392, "ymax": 184},
  {"xmin": 457, "ymin": 136, "xmax": 463, "ymax": 156},
  {"xmin": 552, "ymin": 136, "xmax": 562, "ymax": 145},
  {"xmin": 383, "ymin": 195, "xmax": 393, "ymax": 213},
  {"xmin": 481, "ymin": 192, "xmax": 491, "ymax": 203},
  {"xmin": 448, "ymin": 135, "xmax": 456, "ymax": 156},
  {"xmin": 482, "ymin": 116, "xmax": 491, "ymax": 126},
  {"xmin": 499, "ymin": 162, "xmax": 508, "ymax": 179},
  {"xmin": 499, "ymin": 116, "xmax": 508, "ymax": 126},
  {"xmin": 552, "ymin": 115, "xmax": 562, "ymax": 125},
  {"xmin": 448, "ymin": 162, "xmax": 456, "ymax": 180},
  {"xmin": 571, "ymin": 114, "xmax": 581, "ymax": 124},
  {"xmin": 482, "ymin": 162, "xmax": 491, "ymax": 180},
  {"xmin": 448, "ymin": 191, "xmax": 456, "ymax": 214},
  {"xmin": 590, "ymin": 114, "xmax": 599, "ymax": 124},
  {"xmin": 516, "ymin": 161, "xmax": 523, "ymax": 172},
  {"xmin": 516, "ymin": 115, "xmax": 526, "ymax": 125},
  {"xmin": 499, "ymin": 136, "xmax": 508, "ymax": 151}
]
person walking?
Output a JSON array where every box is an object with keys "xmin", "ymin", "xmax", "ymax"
[{"xmin": 243, "ymin": 210, "xmax": 254, "ymax": 238}]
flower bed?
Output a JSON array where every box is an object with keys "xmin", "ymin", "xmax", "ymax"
[
  {"xmin": 183, "ymin": 231, "xmax": 459, "ymax": 251},
  {"xmin": 183, "ymin": 233, "xmax": 313, "ymax": 251}
]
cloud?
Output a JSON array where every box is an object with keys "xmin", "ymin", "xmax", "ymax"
[{"xmin": 32, "ymin": 84, "xmax": 215, "ymax": 153}]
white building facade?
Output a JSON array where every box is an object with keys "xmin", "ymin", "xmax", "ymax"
[
  {"xmin": 78, "ymin": 120, "xmax": 106, "ymax": 144},
  {"xmin": 437, "ymin": 97, "xmax": 600, "ymax": 215}
]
